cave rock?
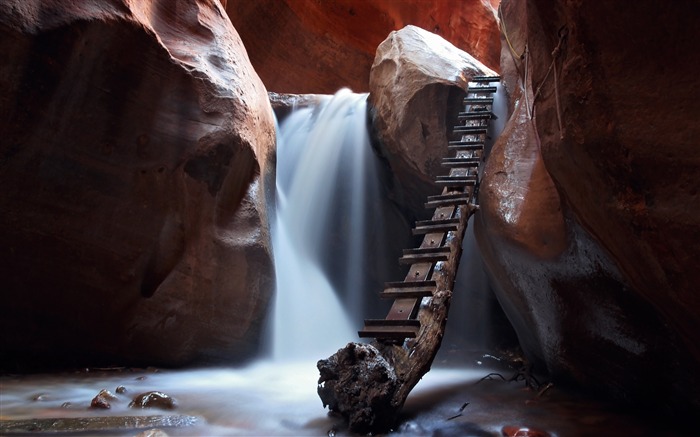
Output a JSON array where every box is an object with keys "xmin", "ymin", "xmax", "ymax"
[
  {"xmin": 476, "ymin": 0, "xmax": 700, "ymax": 417},
  {"xmin": 0, "ymin": 0, "xmax": 276, "ymax": 368},
  {"xmin": 224, "ymin": 0, "xmax": 501, "ymax": 94}
]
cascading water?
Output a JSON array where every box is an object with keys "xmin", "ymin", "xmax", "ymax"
[{"xmin": 271, "ymin": 89, "xmax": 383, "ymax": 360}]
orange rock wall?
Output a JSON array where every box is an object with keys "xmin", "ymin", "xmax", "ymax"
[
  {"xmin": 476, "ymin": 0, "xmax": 700, "ymax": 417},
  {"xmin": 225, "ymin": 0, "xmax": 501, "ymax": 93}
]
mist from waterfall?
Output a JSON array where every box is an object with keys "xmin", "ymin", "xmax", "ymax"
[{"xmin": 271, "ymin": 89, "xmax": 383, "ymax": 361}]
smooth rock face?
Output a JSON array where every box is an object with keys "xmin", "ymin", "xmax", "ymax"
[
  {"xmin": 0, "ymin": 0, "xmax": 276, "ymax": 368},
  {"xmin": 369, "ymin": 25, "xmax": 496, "ymax": 217},
  {"xmin": 476, "ymin": 0, "xmax": 700, "ymax": 416},
  {"xmin": 224, "ymin": 0, "xmax": 501, "ymax": 93}
]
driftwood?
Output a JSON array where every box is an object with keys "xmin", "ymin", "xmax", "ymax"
[{"xmin": 317, "ymin": 77, "xmax": 499, "ymax": 434}]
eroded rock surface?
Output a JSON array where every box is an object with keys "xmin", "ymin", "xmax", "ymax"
[
  {"xmin": 369, "ymin": 25, "xmax": 496, "ymax": 217},
  {"xmin": 476, "ymin": 0, "xmax": 700, "ymax": 418},
  {"xmin": 0, "ymin": 0, "xmax": 276, "ymax": 368},
  {"xmin": 225, "ymin": 0, "xmax": 501, "ymax": 93},
  {"xmin": 318, "ymin": 343, "xmax": 399, "ymax": 434}
]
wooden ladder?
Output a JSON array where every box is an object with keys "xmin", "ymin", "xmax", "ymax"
[{"xmin": 358, "ymin": 75, "xmax": 501, "ymax": 342}]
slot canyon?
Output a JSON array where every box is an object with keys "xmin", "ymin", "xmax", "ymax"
[{"xmin": 1, "ymin": 0, "xmax": 698, "ymax": 436}]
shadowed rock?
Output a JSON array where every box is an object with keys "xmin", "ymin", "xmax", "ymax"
[
  {"xmin": 0, "ymin": 0, "xmax": 276, "ymax": 369},
  {"xmin": 476, "ymin": 0, "xmax": 700, "ymax": 419}
]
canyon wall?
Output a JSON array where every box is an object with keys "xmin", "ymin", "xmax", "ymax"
[
  {"xmin": 476, "ymin": 0, "xmax": 700, "ymax": 416},
  {"xmin": 0, "ymin": 0, "xmax": 276, "ymax": 369},
  {"xmin": 224, "ymin": 0, "xmax": 501, "ymax": 94}
]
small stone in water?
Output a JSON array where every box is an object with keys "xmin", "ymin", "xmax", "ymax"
[
  {"xmin": 31, "ymin": 393, "xmax": 49, "ymax": 401},
  {"xmin": 129, "ymin": 391, "xmax": 177, "ymax": 410},
  {"xmin": 91, "ymin": 389, "xmax": 118, "ymax": 409},
  {"xmin": 116, "ymin": 385, "xmax": 127, "ymax": 394},
  {"xmin": 60, "ymin": 402, "xmax": 72, "ymax": 408}
]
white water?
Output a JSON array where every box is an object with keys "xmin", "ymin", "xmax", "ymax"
[
  {"xmin": 0, "ymin": 364, "xmax": 492, "ymax": 436},
  {"xmin": 271, "ymin": 89, "xmax": 380, "ymax": 361}
]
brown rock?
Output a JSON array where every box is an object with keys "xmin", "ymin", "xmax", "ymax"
[
  {"xmin": 369, "ymin": 25, "xmax": 495, "ymax": 216},
  {"xmin": 224, "ymin": 0, "xmax": 501, "ymax": 93},
  {"xmin": 0, "ymin": 0, "xmax": 276, "ymax": 368},
  {"xmin": 91, "ymin": 389, "xmax": 118, "ymax": 409},
  {"xmin": 129, "ymin": 391, "xmax": 177, "ymax": 410},
  {"xmin": 476, "ymin": 0, "xmax": 700, "ymax": 419}
]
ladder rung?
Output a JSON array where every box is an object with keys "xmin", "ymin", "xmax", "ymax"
[
  {"xmin": 380, "ymin": 287, "xmax": 434, "ymax": 299},
  {"xmin": 436, "ymin": 175, "xmax": 478, "ymax": 181},
  {"xmin": 403, "ymin": 246, "xmax": 451, "ymax": 255},
  {"xmin": 435, "ymin": 179, "xmax": 477, "ymax": 187},
  {"xmin": 453, "ymin": 126, "xmax": 487, "ymax": 134},
  {"xmin": 412, "ymin": 218, "xmax": 460, "ymax": 235},
  {"xmin": 364, "ymin": 318, "xmax": 421, "ymax": 327},
  {"xmin": 463, "ymin": 97, "xmax": 494, "ymax": 105},
  {"xmin": 384, "ymin": 280, "xmax": 437, "ymax": 289},
  {"xmin": 425, "ymin": 195, "xmax": 470, "ymax": 208},
  {"xmin": 358, "ymin": 325, "xmax": 419, "ymax": 339},
  {"xmin": 467, "ymin": 86, "xmax": 497, "ymax": 93},
  {"xmin": 471, "ymin": 75, "xmax": 501, "ymax": 82},
  {"xmin": 448, "ymin": 142, "xmax": 484, "ymax": 150},
  {"xmin": 442, "ymin": 158, "xmax": 480, "ymax": 168},
  {"xmin": 458, "ymin": 112, "xmax": 497, "ymax": 120},
  {"xmin": 399, "ymin": 248, "xmax": 450, "ymax": 264},
  {"xmin": 448, "ymin": 139, "xmax": 483, "ymax": 145}
]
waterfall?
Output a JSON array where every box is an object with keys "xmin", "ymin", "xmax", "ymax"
[{"xmin": 271, "ymin": 89, "xmax": 382, "ymax": 361}]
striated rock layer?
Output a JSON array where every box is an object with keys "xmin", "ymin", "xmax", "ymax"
[
  {"xmin": 369, "ymin": 25, "xmax": 496, "ymax": 218},
  {"xmin": 0, "ymin": 0, "xmax": 276, "ymax": 368},
  {"xmin": 224, "ymin": 0, "xmax": 501, "ymax": 94},
  {"xmin": 476, "ymin": 0, "xmax": 700, "ymax": 417}
]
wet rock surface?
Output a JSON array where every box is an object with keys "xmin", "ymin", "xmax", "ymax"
[
  {"xmin": 90, "ymin": 389, "xmax": 118, "ymax": 409},
  {"xmin": 0, "ymin": 0, "xmax": 276, "ymax": 369},
  {"xmin": 130, "ymin": 391, "xmax": 177, "ymax": 410},
  {"xmin": 368, "ymin": 25, "xmax": 496, "ymax": 217},
  {"xmin": 224, "ymin": 0, "xmax": 501, "ymax": 94},
  {"xmin": 476, "ymin": 0, "xmax": 700, "ymax": 420}
]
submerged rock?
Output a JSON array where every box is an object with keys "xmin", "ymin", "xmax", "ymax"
[
  {"xmin": 0, "ymin": 0, "xmax": 276, "ymax": 368},
  {"xmin": 368, "ymin": 25, "xmax": 496, "ymax": 217}
]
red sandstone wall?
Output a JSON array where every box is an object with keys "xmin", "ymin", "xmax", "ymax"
[
  {"xmin": 225, "ymin": 0, "xmax": 501, "ymax": 93},
  {"xmin": 476, "ymin": 0, "xmax": 700, "ymax": 417}
]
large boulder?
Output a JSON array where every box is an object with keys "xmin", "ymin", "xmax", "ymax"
[
  {"xmin": 224, "ymin": 0, "xmax": 501, "ymax": 93},
  {"xmin": 368, "ymin": 25, "xmax": 496, "ymax": 217},
  {"xmin": 476, "ymin": 0, "xmax": 700, "ymax": 416},
  {"xmin": 0, "ymin": 0, "xmax": 276, "ymax": 369}
]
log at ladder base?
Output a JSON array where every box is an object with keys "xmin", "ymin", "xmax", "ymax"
[{"xmin": 317, "ymin": 75, "xmax": 501, "ymax": 434}]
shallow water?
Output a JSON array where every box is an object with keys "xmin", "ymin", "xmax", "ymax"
[{"xmin": 1, "ymin": 358, "xmax": 691, "ymax": 436}]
